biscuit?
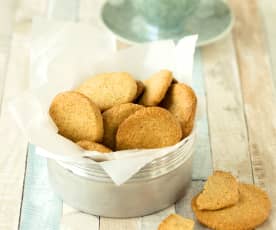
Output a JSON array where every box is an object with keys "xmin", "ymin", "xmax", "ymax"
[
  {"xmin": 49, "ymin": 91, "xmax": 103, "ymax": 142},
  {"xmin": 102, "ymin": 103, "xmax": 144, "ymax": 149},
  {"xmin": 134, "ymin": 80, "xmax": 145, "ymax": 101},
  {"xmin": 192, "ymin": 183, "xmax": 271, "ymax": 230},
  {"xmin": 77, "ymin": 140, "xmax": 112, "ymax": 153},
  {"xmin": 196, "ymin": 171, "xmax": 239, "ymax": 210},
  {"xmin": 139, "ymin": 70, "xmax": 173, "ymax": 106},
  {"xmin": 76, "ymin": 72, "xmax": 137, "ymax": 111},
  {"xmin": 116, "ymin": 107, "xmax": 182, "ymax": 150},
  {"xmin": 158, "ymin": 214, "xmax": 194, "ymax": 230},
  {"xmin": 161, "ymin": 83, "xmax": 197, "ymax": 138}
]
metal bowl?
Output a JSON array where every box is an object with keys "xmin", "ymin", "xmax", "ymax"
[{"xmin": 47, "ymin": 133, "xmax": 195, "ymax": 217}]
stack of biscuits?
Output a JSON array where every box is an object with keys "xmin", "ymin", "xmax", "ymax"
[
  {"xmin": 192, "ymin": 171, "xmax": 271, "ymax": 230},
  {"xmin": 49, "ymin": 70, "xmax": 197, "ymax": 152},
  {"xmin": 157, "ymin": 171, "xmax": 271, "ymax": 230}
]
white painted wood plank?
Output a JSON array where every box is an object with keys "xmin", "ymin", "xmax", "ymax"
[
  {"xmin": 258, "ymin": 0, "xmax": 276, "ymax": 86},
  {"xmin": 175, "ymin": 181, "xmax": 207, "ymax": 230},
  {"xmin": 0, "ymin": 22, "xmax": 31, "ymax": 230},
  {"xmin": 229, "ymin": 0, "xmax": 276, "ymax": 228},
  {"xmin": 201, "ymin": 35, "xmax": 253, "ymax": 183}
]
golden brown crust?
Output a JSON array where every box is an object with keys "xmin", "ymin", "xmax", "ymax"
[
  {"xmin": 49, "ymin": 91, "xmax": 103, "ymax": 142},
  {"xmin": 133, "ymin": 80, "xmax": 145, "ymax": 101},
  {"xmin": 196, "ymin": 171, "xmax": 239, "ymax": 210},
  {"xmin": 102, "ymin": 103, "xmax": 144, "ymax": 149},
  {"xmin": 116, "ymin": 107, "xmax": 182, "ymax": 150},
  {"xmin": 192, "ymin": 183, "xmax": 271, "ymax": 230},
  {"xmin": 76, "ymin": 72, "xmax": 137, "ymax": 111},
  {"xmin": 158, "ymin": 214, "xmax": 194, "ymax": 230},
  {"xmin": 77, "ymin": 140, "xmax": 112, "ymax": 153},
  {"xmin": 161, "ymin": 83, "xmax": 197, "ymax": 138},
  {"xmin": 139, "ymin": 70, "xmax": 173, "ymax": 106}
]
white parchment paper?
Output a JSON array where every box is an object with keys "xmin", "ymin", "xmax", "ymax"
[{"xmin": 9, "ymin": 18, "xmax": 198, "ymax": 185}]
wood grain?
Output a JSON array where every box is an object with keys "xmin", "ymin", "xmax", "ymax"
[
  {"xmin": 229, "ymin": 0, "xmax": 276, "ymax": 229},
  {"xmin": 201, "ymin": 35, "xmax": 253, "ymax": 183},
  {"xmin": 258, "ymin": 0, "xmax": 276, "ymax": 86},
  {"xmin": 191, "ymin": 50, "xmax": 213, "ymax": 180}
]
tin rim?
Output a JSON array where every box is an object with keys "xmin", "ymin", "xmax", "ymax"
[{"xmin": 57, "ymin": 132, "xmax": 195, "ymax": 183}]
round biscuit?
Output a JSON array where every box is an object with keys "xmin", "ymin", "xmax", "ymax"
[
  {"xmin": 49, "ymin": 91, "xmax": 103, "ymax": 142},
  {"xmin": 192, "ymin": 183, "xmax": 271, "ymax": 230},
  {"xmin": 102, "ymin": 103, "xmax": 144, "ymax": 149},
  {"xmin": 116, "ymin": 107, "xmax": 182, "ymax": 150},
  {"xmin": 77, "ymin": 140, "xmax": 112, "ymax": 153},
  {"xmin": 139, "ymin": 70, "xmax": 173, "ymax": 106},
  {"xmin": 76, "ymin": 72, "xmax": 137, "ymax": 111},
  {"xmin": 161, "ymin": 83, "xmax": 197, "ymax": 138},
  {"xmin": 196, "ymin": 171, "xmax": 239, "ymax": 210}
]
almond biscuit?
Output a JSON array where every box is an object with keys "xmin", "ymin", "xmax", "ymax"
[
  {"xmin": 102, "ymin": 103, "xmax": 144, "ymax": 149},
  {"xmin": 77, "ymin": 140, "xmax": 112, "ymax": 153},
  {"xmin": 116, "ymin": 107, "xmax": 182, "ymax": 150},
  {"xmin": 192, "ymin": 183, "xmax": 271, "ymax": 230},
  {"xmin": 49, "ymin": 91, "xmax": 103, "ymax": 142},
  {"xmin": 196, "ymin": 171, "xmax": 239, "ymax": 210},
  {"xmin": 76, "ymin": 72, "xmax": 137, "ymax": 111},
  {"xmin": 158, "ymin": 214, "xmax": 194, "ymax": 230},
  {"xmin": 139, "ymin": 70, "xmax": 173, "ymax": 106},
  {"xmin": 161, "ymin": 83, "xmax": 197, "ymax": 138}
]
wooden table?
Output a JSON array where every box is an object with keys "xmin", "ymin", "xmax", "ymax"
[{"xmin": 0, "ymin": 0, "xmax": 276, "ymax": 229}]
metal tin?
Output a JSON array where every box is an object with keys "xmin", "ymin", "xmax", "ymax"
[{"xmin": 47, "ymin": 133, "xmax": 195, "ymax": 218}]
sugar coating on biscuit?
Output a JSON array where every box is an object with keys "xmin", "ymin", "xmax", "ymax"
[
  {"xmin": 139, "ymin": 70, "xmax": 173, "ymax": 106},
  {"xmin": 49, "ymin": 91, "xmax": 103, "ymax": 143},
  {"xmin": 77, "ymin": 140, "xmax": 112, "ymax": 153},
  {"xmin": 161, "ymin": 83, "xmax": 197, "ymax": 138},
  {"xmin": 76, "ymin": 72, "xmax": 137, "ymax": 111},
  {"xmin": 116, "ymin": 107, "xmax": 182, "ymax": 150},
  {"xmin": 158, "ymin": 214, "xmax": 194, "ymax": 230},
  {"xmin": 102, "ymin": 103, "xmax": 144, "ymax": 149},
  {"xmin": 192, "ymin": 183, "xmax": 271, "ymax": 230},
  {"xmin": 196, "ymin": 171, "xmax": 239, "ymax": 210}
]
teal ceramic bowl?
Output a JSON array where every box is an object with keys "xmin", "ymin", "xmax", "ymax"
[{"xmin": 101, "ymin": 0, "xmax": 234, "ymax": 46}]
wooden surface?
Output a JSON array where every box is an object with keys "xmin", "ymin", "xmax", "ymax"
[{"xmin": 0, "ymin": 0, "xmax": 275, "ymax": 229}]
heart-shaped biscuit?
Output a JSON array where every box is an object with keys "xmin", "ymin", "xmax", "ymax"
[{"xmin": 196, "ymin": 171, "xmax": 239, "ymax": 210}]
